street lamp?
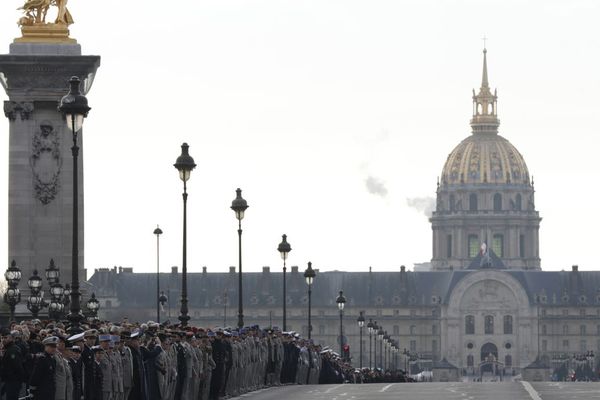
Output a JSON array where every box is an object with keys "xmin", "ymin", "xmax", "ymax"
[
  {"xmin": 367, "ymin": 319, "xmax": 374, "ymax": 369},
  {"xmin": 45, "ymin": 259, "xmax": 60, "ymax": 286},
  {"xmin": 231, "ymin": 188, "xmax": 248, "ymax": 329},
  {"xmin": 59, "ymin": 76, "xmax": 90, "ymax": 333},
  {"xmin": 378, "ymin": 325, "xmax": 384, "ymax": 370},
  {"xmin": 174, "ymin": 143, "xmax": 196, "ymax": 327},
  {"xmin": 356, "ymin": 311, "xmax": 365, "ymax": 369},
  {"xmin": 153, "ymin": 225, "xmax": 163, "ymax": 323},
  {"xmin": 383, "ymin": 332, "xmax": 390, "ymax": 371},
  {"xmin": 373, "ymin": 321, "xmax": 378, "ymax": 369},
  {"xmin": 336, "ymin": 290, "xmax": 346, "ymax": 357},
  {"xmin": 49, "ymin": 282, "xmax": 65, "ymax": 320},
  {"xmin": 4, "ymin": 260, "xmax": 21, "ymax": 321},
  {"xmin": 86, "ymin": 293, "xmax": 100, "ymax": 319},
  {"xmin": 304, "ymin": 262, "xmax": 316, "ymax": 339},
  {"xmin": 63, "ymin": 284, "xmax": 71, "ymax": 315},
  {"xmin": 277, "ymin": 234, "xmax": 291, "ymax": 331},
  {"xmin": 27, "ymin": 270, "xmax": 44, "ymax": 318}
]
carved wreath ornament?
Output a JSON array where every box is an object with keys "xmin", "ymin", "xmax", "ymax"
[{"xmin": 30, "ymin": 121, "xmax": 62, "ymax": 205}]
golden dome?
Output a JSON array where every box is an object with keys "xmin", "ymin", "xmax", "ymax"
[{"xmin": 441, "ymin": 134, "xmax": 530, "ymax": 186}]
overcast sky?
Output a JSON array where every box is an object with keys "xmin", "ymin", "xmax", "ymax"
[{"xmin": 1, "ymin": 0, "xmax": 599, "ymax": 278}]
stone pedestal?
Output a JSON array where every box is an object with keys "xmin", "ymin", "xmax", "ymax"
[{"xmin": 0, "ymin": 43, "xmax": 100, "ymax": 287}]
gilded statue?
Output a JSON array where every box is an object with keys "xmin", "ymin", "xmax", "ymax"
[{"xmin": 18, "ymin": 0, "xmax": 73, "ymax": 27}]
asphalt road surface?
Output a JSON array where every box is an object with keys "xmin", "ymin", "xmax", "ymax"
[{"xmin": 230, "ymin": 382, "xmax": 600, "ymax": 400}]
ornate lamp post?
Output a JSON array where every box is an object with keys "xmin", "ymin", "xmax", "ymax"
[
  {"xmin": 231, "ymin": 188, "xmax": 248, "ymax": 329},
  {"xmin": 373, "ymin": 321, "xmax": 378, "ymax": 369},
  {"xmin": 86, "ymin": 293, "xmax": 100, "ymax": 319},
  {"xmin": 383, "ymin": 332, "xmax": 390, "ymax": 371},
  {"xmin": 357, "ymin": 311, "xmax": 365, "ymax": 368},
  {"xmin": 4, "ymin": 260, "xmax": 22, "ymax": 321},
  {"xmin": 27, "ymin": 270, "xmax": 44, "ymax": 318},
  {"xmin": 159, "ymin": 291, "xmax": 168, "ymax": 316},
  {"xmin": 336, "ymin": 290, "xmax": 346, "ymax": 357},
  {"xmin": 153, "ymin": 225, "xmax": 163, "ymax": 323},
  {"xmin": 45, "ymin": 259, "xmax": 60, "ymax": 286},
  {"xmin": 174, "ymin": 143, "xmax": 196, "ymax": 327},
  {"xmin": 378, "ymin": 326, "xmax": 385, "ymax": 370},
  {"xmin": 277, "ymin": 234, "xmax": 291, "ymax": 331},
  {"xmin": 303, "ymin": 262, "xmax": 315, "ymax": 339},
  {"xmin": 63, "ymin": 284, "xmax": 71, "ymax": 317},
  {"xmin": 59, "ymin": 76, "xmax": 90, "ymax": 333},
  {"xmin": 49, "ymin": 282, "xmax": 65, "ymax": 320},
  {"xmin": 367, "ymin": 319, "xmax": 374, "ymax": 369}
]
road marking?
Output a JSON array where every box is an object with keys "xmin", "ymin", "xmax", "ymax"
[
  {"xmin": 325, "ymin": 384, "xmax": 345, "ymax": 394},
  {"xmin": 521, "ymin": 381, "xmax": 543, "ymax": 400},
  {"xmin": 379, "ymin": 384, "xmax": 394, "ymax": 392}
]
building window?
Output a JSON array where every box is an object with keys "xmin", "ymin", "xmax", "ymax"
[
  {"xmin": 447, "ymin": 234, "xmax": 452, "ymax": 258},
  {"xmin": 485, "ymin": 315, "xmax": 494, "ymax": 334},
  {"xmin": 465, "ymin": 315, "xmax": 475, "ymax": 334},
  {"xmin": 467, "ymin": 354, "xmax": 474, "ymax": 367},
  {"xmin": 563, "ymin": 340, "xmax": 569, "ymax": 349},
  {"xmin": 505, "ymin": 355, "xmax": 512, "ymax": 367},
  {"xmin": 393, "ymin": 325, "xmax": 399, "ymax": 335},
  {"xmin": 541, "ymin": 309, "xmax": 547, "ymax": 317},
  {"xmin": 410, "ymin": 340, "xmax": 417, "ymax": 352},
  {"xmin": 563, "ymin": 325, "xmax": 568, "ymax": 335},
  {"xmin": 432, "ymin": 340, "xmax": 437, "ymax": 352},
  {"xmin": 580, "ymin": 308, "xmax": 586, "ymax": 316},
  {"xmin": 580, "ymin": 340, "xmax": 587, "ymax": 352},
  {"xmin": 492, "ymin": 234, "xmax": 504, "ymax": 257},
  {"xmin": 432, "ymin": 325, "xmax": 437, "ymax": 335},
  {"xmin": 449, "ymin": 194, "xmax": 456, "ymax": 211},
  {"xmin": 542, "ymin": 325, "xmax": 547, "ymax": 335},
  {"xmin": 319, "ymin": 325, "xmax": 325, "ymax": 335},
  {"xmin": 542, "ymin": 340, "xmax": 547, "ymax": 352},
  {"xmin": 503, "ymin": 315, "xmax": 513, "ymax": 334},
  {"xmin": 394, "ymin": 309, "xmax": 400, "ymax": 316},
  {"xmin": 468, "ymin": 235, "xmax": 479, "ymax": 258},
  {"xmin": 515, "ymin": 194, "xmax": 522, "ymax": 211},
  {"xmin": 469, "ymin": 194, "xmax": 478, "ymax": 211},
  {"xmin": 410, "ymin": 325, "xmax": 416, "ymax": 335},
  {"xmin": 493, "ymin": 193, "xmax": 502, "ymax": 211},
  {"xmin": 580, "ymin": 325, "xmax": 587, "ymax": 335},
  {"xmin": 519, "ymin": 234, "xmax": 525, "ymax": 258}
]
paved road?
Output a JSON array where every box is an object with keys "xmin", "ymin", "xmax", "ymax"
[{"xmin": 230, "ymin": 382, "xmax": 600, "ymax": 400}]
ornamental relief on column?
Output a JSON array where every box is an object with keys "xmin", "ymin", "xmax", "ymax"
[
  {"xmin": 30, "ymin": 121, "xmax": 62, "ymax": 205},
  {"xmin": 4, "ymin": 101, "xmax": 34, "ymax": 121}
]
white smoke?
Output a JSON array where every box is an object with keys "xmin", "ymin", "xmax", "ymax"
[
  {"xmin": 365, "ymin": 176, "xmax": 388, "ymax": 197},
  {"xmin": 406, "ymin": 197, "xmax": 436, "ymax": 217}
]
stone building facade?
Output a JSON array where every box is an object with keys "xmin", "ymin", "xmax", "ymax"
[{"xmin": 86, "ymin": 49, "xmax": 599, "ymax": 380}]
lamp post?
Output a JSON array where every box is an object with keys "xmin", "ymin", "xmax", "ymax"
[
  {"xmin": 86, "ymin": 293, "xmax": 99, "ymax": 319},
  {"xmin": 59, "ymin": 76, "xmax": 90, "ymax": 333},
  {"xmin": 231, "ymin": 188, "xmax": 248, "ymax": 329},
  {"xmin": 4, "ymin": 260, "xmax": 22, "ymax": 321},
  {"xmin": 27, "ymin": 270, "xmax": 44, "ymax": 318},
  {"xmin": 378, "ymin": 326, "xmax": 384, "ymax": 370},
  {"xmin": 63, "ymin": 284, "xmax": 71, "ymax": 318},
  {"xmin": 357, "ymin": 311, "xmax": 365, "ymax": 368},
  {"xmin": 383, "ymin": 332, "xmax": 389, "ymax": 371},
  {"xmin": 49, "ymin": 282, "xmax": 65, "ymax": 320},
  {"xmin": 277, "ymin": 234, "xmax": 291, "ymax": 331},
  {"xmin": 367, "ymin": 319, "xmax": 374, "ymax": 369},
  {"xmin": 153, "ymin": 225, "xmax": 163, "ymax": 323},
  {"xmin": 336, "ymin": 290, "xmax": 346, "ymax": 357},
  {"xmin": 174, "ymin": 143, "xmax": 196, "ymax": 327},
  {"xmin": 373, "ymin": 321, "xmax": 378, "ymax": 369},
  {"xmin": 45, "ymin": 259, "xmax": 60, "ymax": 286},
  {"xmin": 303, "ymin": 262, "xmax": 315, "ymax": 339}
]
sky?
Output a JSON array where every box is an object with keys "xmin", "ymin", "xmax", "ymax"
[{"xmin": 1, "ymin": 0, "xmax": 599, "ymax": 278}]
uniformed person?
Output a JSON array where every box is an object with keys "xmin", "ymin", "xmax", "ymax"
[
  {"xmin": 30, "ymin": 336, "xmax": 59, "ymax": 400},
  {"xmin": 54, "ymin": 335, "xmax": 73, "ymax": 400},
  {"xmin": 82, "ymin": 330, "xmax": 99, "ymax": 400},
  {"xmin": 119, "ymin": 331, "xmax": 133, "ymax": 400},
  {"xmin": 98, "ymin": 334, "xmax": 113, "ymax": 400},
  {"xmin": 1, "ymin": 330, "xmax": 26, "ymax": 400}
]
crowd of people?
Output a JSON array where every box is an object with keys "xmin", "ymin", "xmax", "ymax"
[{"xmin": 0, "ymin": 318, "xmax": 366, "ymax": 400}]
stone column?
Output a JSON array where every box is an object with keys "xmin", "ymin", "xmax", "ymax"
[{"xmin": 0, "ymin": 42, "xmax": 100, "ymax": 287}]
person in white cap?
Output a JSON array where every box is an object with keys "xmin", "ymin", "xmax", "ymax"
[{"xmin": 30, "ymin": 336, "xmax": 59, "ymax": 399}]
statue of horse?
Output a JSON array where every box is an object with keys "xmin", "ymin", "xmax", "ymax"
[{"xmin": 18, "ymin": 0, "xmax": 51, "ymax": 25}]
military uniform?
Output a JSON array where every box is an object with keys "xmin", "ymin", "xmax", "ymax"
[
  {"xmin": 1, "ymin": 338, "xmax": 26, "ymax": 400},
  {"xmin": 30, "ymin": 337, "xmax": 58, "ymax": 400}
]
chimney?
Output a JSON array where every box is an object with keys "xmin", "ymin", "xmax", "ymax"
[
  {"xmin": 171, "ymin": 266, "xmax": 178, "ymax": 274},
  {"xmin": 572, "ymin": 265, "xmax": 578, "ymax": 272},
  {"xmin": 229, "ymin": 266, "xmax": 236, "ymax": 274},
  {"xmin": 202, "ymin": 266, "xmax": 207, "ymax": 274},
  {"xmin": 262, "ymin": 266, "xmax": 270, "ymax": 273},
  {"xmin": 291, "ymin": 266, "xmax": 298, "ymax": 274}
]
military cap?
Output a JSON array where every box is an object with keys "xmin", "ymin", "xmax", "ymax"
[
  {"xmin": 70, "ymin": 345, "xmax": 82, "ymax": 353},
  {"xmin": 207, "ymin": 331, "xmax": 216, "ymax": 337},
  {"xmin": 120, "ymin": 330, "xmax": 131, "ymax": 339},
  {"xmin": 98, "ymin": 334, "xmax": 111, "ymax": 342},
  {"xmin": 130, "ymin": 330, "xmax": 141, "ymax": 339},
  {"xmin": 111, "ymin": 335, "xmax": 120, "ymax": 343},
  {"xmin": 42, "ymin": 336, "xmax": 59, "ymax": 346},
  {"xmin": 10, "ymin": 330, "xmax": 22, "ymax": 338},
  {"xmin": 91, "ymin": 345, "xmax": 103, "ymax": 353},
  {"xmin": 84, "ymin": 329, "xmax": 98, "ymax": 338},
  {"xmin": 68, "ymin": 332, "xmax": 85, "ymax": 343}
]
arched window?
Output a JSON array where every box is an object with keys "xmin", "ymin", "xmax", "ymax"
[
  {"xmin": 468, "ymin": 235, "xmax": 479, "ymax": 258},
  {"xmin": 465, "ymin": 315, "xmax": 475, "ymax": 335},
  {"xmin": 580, "ymin": 325, "xmax": 587, "ymax": 335},
  {"xmin": 492, "ymin": 234, "xmax": 504, "ymax": 257},
  {"xmin": 493, "ymin": 193, "xmax": 502, "ymax": 211},
  {"xmin": 449, "ymin": 194, "xmax": 456, "ymax": 211},
  {"xmin": 410, "ymin": 325, "xmax": 416, "ymax": 335},
  {"xmin": 503, "ymin": 315, "xmax": 513, "ymax": 334},
  {"xmin": 469, "ymin": 194, "xmax": 478, "ymax": 211},
  {"xmin": 467, "ymin": 354, "xmax": 474, "ymax": 367},
  {"xmin": 515, "ymin": 194, "xmax": 522, "ymax": 211},
  {"xmin": 485, "ymin": 315, "xmax": 494, "ymax": 334},
  {"xmin": 505, "ymin": 354, "xmax": 512, "ymax": 367}
]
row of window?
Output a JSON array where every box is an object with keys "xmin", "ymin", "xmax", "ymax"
[
  {"xmin": 466, "ymin": 354, "xmax": 512, "ymax": 367},
  {"xmin": 541, "ymin": 339, "xmax": 600, "ymax": 352},
  {"xmin": 465, "ymin": 315, "xmax": 513, "ymax": 335},
  {"xmin": 446, "ymin": 233, "xmax": 526, "ymax": 258},
  {"xmin": 449, "ymin": 193, "xmax": 523, "ymax": 212},
  {"xmin": 541, "ymin": 324, "xmax": 600, "ymax": 335}
]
